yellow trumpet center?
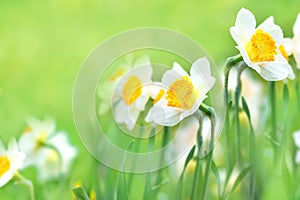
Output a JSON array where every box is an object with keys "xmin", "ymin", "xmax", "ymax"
[
  {"xmin": 246, "ymin": 29, "xmax": 277, "ymax": 62},
  {"xmin": 166, "ymin": 76, "xmax": 198, "ymax": 110},
  {"xmin": 153, "ymin": 89, "xmax": 165, "ymax": 105},
  {"xmin": 0, "ymin": 156, "xmax": 10, "ymax": 177},
  {"xmin": 122, "ymin": 75, "xmax": 142, "ymax": 105},
  {"xmin": 279, "ymin": 45, "xmax": 289, "ymax": 61}
]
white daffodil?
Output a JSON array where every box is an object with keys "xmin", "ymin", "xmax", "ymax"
[
  {"xmin": 293, "ymin": 130, "xmax": 300, "ymax": 164},
  {"xmin": 113, "ymin": 62, "xmax": 153, "ymax": 130},
  {"xmin": 230, "ymin": 8, "xmax": 295, "ymax": 81},
  {"xmin": 284, "ymin": 13, "xmax": 300, "ymax": 69},
  {"xmin": 0, "ymin": 138, "xmax": 25, "ymax": 187},
  {"xmin": 19, "ymin": 117, "xmax": 77, "ymax": 181},
  {"xmin": 146, "ymin": 57, "xmax": 215, "ymax": 127},
  {"xmin": 98, "ymin": 55, "xmax": 151, "ymax": 115}
]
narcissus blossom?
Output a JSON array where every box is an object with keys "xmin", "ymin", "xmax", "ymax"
[
  {"xmin": 284, "ymin": 13, "xmax": 300, "ymax": 69},
  {"xmin": 230, "ymin": 8, "xmax": 295, "ymax": 81},
  {"xmin": 98, "ymin": 55, "xmax": 150, "ymax": 115},
  {"xmin": 113, "ymin": 61, "xmax": 153, "ymax": 130},
  {"xmin": 19, "ymin": 118, "xmax": 77, "ymax": 181},
  {"xmin": 0, "ymin": 139, "xmax": 25, "ymax": 187},
  {"xmin": 146, "ymin": 57, "xmax": 215, "ymax": 126}
]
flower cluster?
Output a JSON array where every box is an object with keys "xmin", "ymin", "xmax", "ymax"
[
  {"xmin": 106, "ymin": 56, "xmax": 216, "ymax": 130},
  {"xmin": 0, "ymin": 117, "xmax": 77, "ymax": 190}
]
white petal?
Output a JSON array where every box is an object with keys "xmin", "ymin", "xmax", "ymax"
[
  {"xmin": 150, "ymin": 102, "xmax": 182, "ymax": 126},
  {"xmin": 190, "ymin": 57, "xmax": 215, "ymax": 91},
  {"xmin": 296, "ymin": 151, "xmax": 300, "ymax": 164},
  {"xmin": 258, "ymin": 16, "xmax": 283, "ymax": 45},
  {"xmin": 293, "ymin": 13, "xmax": 300, "ymax": 36},
  {"xmin": 0, "ymin": 171, "xmax": 14, "ymax": 188},
  {"xmin": 293, "ymin": 130, "xmax": 300, "ymax": 148},
  {"xmin": 259, "ymin": 62, "xmax": 295, "ymax": 81},
  {"xmin": 172, "ymin": 62, "xmax": 189, "ymax": 77},
  {"xmin": 114, "ymin": 101, "xmax": 128, "ymax": 124},
  {"xmin": 235, "ymin": 8, "xmax": 256, "ymax": 33},
  {"xmin": 126, "ymin": 106, "xmax": 141, "ymax": 130},
  {"xmin": 182, "ymin": 95, "xmax": 207, "ymax": 119},
  {"xmin": 230, "ymin": 8, "xmax": 256, "ymax": 45},
  {"xmin": 283, "ymin": 38, "xmax": 294, "ymax": 55},
  {"xmin": 161, "ymin": 68, "xmax": 183, "ymax": 87}
]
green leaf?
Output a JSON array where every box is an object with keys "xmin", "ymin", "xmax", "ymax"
[
  {"xmin": 116, "ymin": 140, "xmax": 134, "ymax": 200},
  {"xmin": 184, "ymin": 145, "xmax": 196, "ymax": 170},
  {"xmin": 229, "ymin": 166, "xmax": 251, "ymax": 197},
  {"xmin": 241, "ymin": 96, "xmax": 251, "ymax": 121},
  {"xmin": 117, "ymin": 171, "xmax": 128, "ymax": 200},
  {"xmin": 211, "ymin": 161, "xmax": 221, "ymax": 198},
  {"xmin": 72, "ymin": 186, "xmax": 90, "ymax": 200},
  {"xmin": 283, "ymin": 84, "xmax": 289, "ymax": 118}
]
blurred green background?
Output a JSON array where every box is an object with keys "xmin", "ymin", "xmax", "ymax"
[{"xmin": 0, "ymin": 0, "xmax": 299, "ymax": 199}]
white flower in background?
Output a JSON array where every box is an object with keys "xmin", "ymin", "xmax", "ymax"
[
  {"xmin": 293, "ymin": 130, "xmax": 300, "ymax": 164},
  {"xmin": 284, "ymin": 13, "xmax": 300, "ymax": 69},
  {"xmin": 0, "ymin": 139, "xmax": 25, "ymax": 187},
  {"xmin": 98, "ymin": 55, "xmax": 151, "ymax": 115},
  {"xmin": 228, "ymin": 68, "xmax": 269, "ymax": 131},
  {"xmin": 113, "ymin": 61, "xmax": 153, "ymax": 130},
  {"xmin": 19, "ymin": 117, "xmax": 77, "ymax": 181},
  {"xmin": 230, "ymin": 8, "xmax": 295, "ymax": 81},
  {"xmin": 166, "ymin": 116, "xmax": 199, "ymax": 178},
  {"xmin": 146, "ymin": 57, "xmax": 215, "ymax": 127}
]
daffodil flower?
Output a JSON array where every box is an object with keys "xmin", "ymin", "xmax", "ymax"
[
  {"xmin": 113, "ymin": 63, "xmax": 153, "ymax": 130},
  {"xmin": 146, "ymin": 57, "xmax": 215, "ymax": 127},
  {"xmin": 98, "ymin": 55, "xmax": 151, "ymax": 115},
  {"xmin": 19, "ymin": 117, "xmax": 77, "ymax": 181},
  {"xmin": 0, "ymin": 138, "xmax": 25, "ymax": 187},
  {"xmin": 230, "ymin": 8, "xmax": 295, "ymax": 81},
  {"xmin": 284, "ymin": 13, "xmax": 300, "ymax": 69},
  {"xmin": 293, "ymin": 130, "xmax": 300, "ymax": 164}
]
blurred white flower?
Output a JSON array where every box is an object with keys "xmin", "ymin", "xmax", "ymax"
[
  {"xmin": 98, "ymin": 55, "xmax": 151, "ymax": 115},
  {"xmin": 166, "ymin": 116, "xmax": 199, "ymax": 178},
  {"xmin": 284, "ymin": 13, "xmax": 300, "ymax": 69},
  {"xmin": 19, "ymin": 117, "xmax": 77, "ymax": 181},
  {"xmin": 228, "ymin": 68, "xmax": 269, "ymax": 131},
  {"xmin": 113, "ymin": 59, "xmax": 153, "ymax": 130},
  {"xmin": 293, "ymin": 130, "xmax": 300, "ymax": 164},
  {"xmin": 230, "ymin": 8, "xmax": 295, "ymax": 81},
  {"xmin": 0, "ymin": 138, "xmax": 25, "ymax": 187},
  {"xmin": 146, "ymin": 57, "xmax": 215, "ymax": 126}
]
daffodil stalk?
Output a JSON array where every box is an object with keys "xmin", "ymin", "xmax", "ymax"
[
  {"xmin": 241, "ymin": 97, "xmax": 256, "ymax": 199},
  {"xmin": 234, "ymin": 62, "xmax": 246, "ymax": 163},
  {"xmin": 269, "ymin": 81, "xmax": 278, "ymax": 161},
  {"xmin": 190, "ymin": 117, "xmax": 203, "ymax": 200},
  {"xmin": 198, "ymin": 104, "xmax": 216, "ymax": 200},
  {"xmin": 154, "ymin": 126, "xmax": 169, "ymax": 198},
  {"xmin": 15, "ymin": 172, "xmax": 35, "ymax": 200},
  {"xmin": 224, "ymin": 54, "xmax": 243, "ymax": 166}
]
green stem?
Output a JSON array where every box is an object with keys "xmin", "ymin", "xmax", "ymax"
[
  {"xmin": 199, "ymin": 108, "xmax": 216, "ymax": 200},
  {"xmin": 190, "ymin": 120, "xmax": 203, "ymax": 200},
  {"xmin": 154, "ymin": 126, "xmax": 169, "ymax": 197},
  {"xmin": 234, "ymin": 63, "xmax": 246, "ymax": 163},
  {"xmin": 270, "ymin": 81, "xmax": 278, "ymax": 162},
  {"xmin": 224, "ymin": 55, "xmax": 243, "ymax": 168},
  {"xmin": 15, "ymin": 172, "xmax": 35, "ymax": 200}
]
